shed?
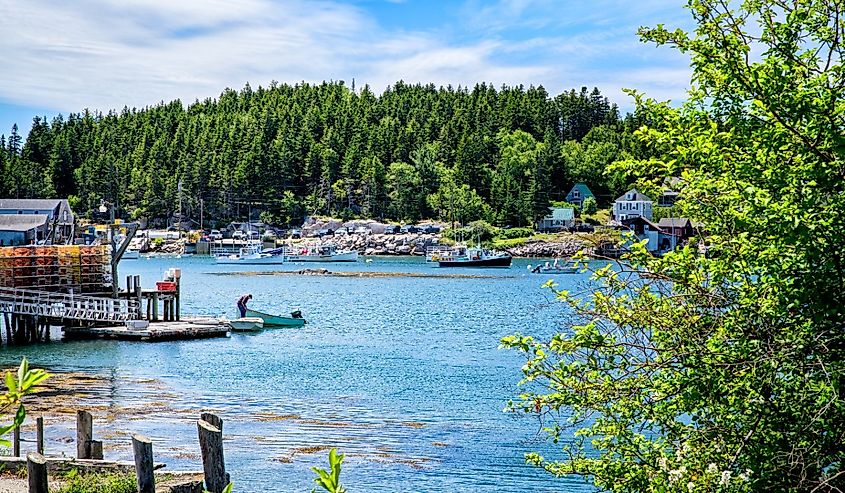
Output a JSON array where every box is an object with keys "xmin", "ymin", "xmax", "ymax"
[
  {"xmin": 537, "ymin": 207, "xmax": 575, "ymax": 232},
  {"xmin": 0, "ymin": 214, "xmax": 50, "ymax": 246}
]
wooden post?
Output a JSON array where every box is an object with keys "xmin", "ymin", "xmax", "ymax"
[
  {"xmin": 197, "ymin": 419, "xmax": 226, "ymax": 493},
  {"xmin": 132, "ymin": 434, "xmax": 155, "ymax": 493},
  {"xmin": 76, "ymin": 410, "xmax": 92, "ymax": 459},
  {"xmin": 152, "ymin": 292, "xmax": 159, "ymax": 321},
  {"xmin": 36, "ymin": 417, "xmax": 44, "ymax": 454},
  {"xmin": 27, "ymin": 452, "xmax": 48, "ymax": 493},
  {"xmin": 90, "ymin": 440, "xmax": 103, "ymax": 460},
  {"xmin": 200, "ymin": 412, "xmax": 222, "ymax": 432},
  {"xmin": 134, "ymin": 275, "xmax": 142, "ymax": 318},
  {"xmin": 175, "ymin": 278, "xmax": 180, "ymax": 321},
  {"xmin": 13, "ymin": 425, "xmax": 20, "ymax": 457},
  {"xmin": 4, "ymin": 311, "xmax": 11, "ymax": 345},
  {"xmin": 126, "ymin": 275, "xmax": 132, "ymax": 298}
]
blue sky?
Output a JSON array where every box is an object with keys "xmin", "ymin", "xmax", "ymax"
[{"xmin": 0, "ymin": 0, "xmax": 695, "ymax": 139}]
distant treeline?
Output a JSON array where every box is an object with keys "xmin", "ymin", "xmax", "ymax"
[{"xmin": 0, "ymin": 81, "xmax": 652, "ymax": 227}]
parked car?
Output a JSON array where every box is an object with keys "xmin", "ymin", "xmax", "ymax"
[
  {"xmin": 335, "ymin": 227, "xmax": 349, "ymax": 236},
  {"xmin": 247, "ymin": 230, "xmax": 260, "ymax": 240},
  {"xmin": 232, "ymin": 231, "xmax": 245, "ymax": 240},
  {"xmin": 422, "ymin": 225, "xmax": 441, "ymax": 234},
  {"xmin": 317, "ymin": 228, "xmax": 334, "ymax": 237},
  {"xmin": 399, "ymin": 225, "xmax": 419, "ymax": 234},
  {"xmin": 383, "ymin": 225, "xmax": 399, "ymax": 234},
  {"xmin": 262, "ymin": 230, "xmax": 277, "ymax": 240},
  {"xmin": 353, "ymin": 226, "xmax": 369, "ymax": 235},
  {"xmin": 209, "ymin": 229, "xmax": 223, "ymax": 240},
  {"xmin": 289, "ymin": 229, "xmax": 302, "ymax": 239}
]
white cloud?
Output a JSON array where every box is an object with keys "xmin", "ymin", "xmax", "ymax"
[{"xmin": 0, "ymin": 0, "xmax": 693, "ymax": 118}]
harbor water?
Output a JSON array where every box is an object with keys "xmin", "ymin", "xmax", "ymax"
[{"xmin": 0, "ymin": 255, "xmax": 596, "ymax": 493}]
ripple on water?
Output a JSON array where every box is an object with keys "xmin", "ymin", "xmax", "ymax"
[{"xmin": 0, "ymin": 256, "xmax": 600, "ymax": 493}]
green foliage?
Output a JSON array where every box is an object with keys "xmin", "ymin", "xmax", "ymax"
[
  {"xmin": 581, "ymin": 196, "xmax": 597, "ymax": 215},
  {"xmin": 505, "ymin": 1, "xmax": 845, "ymax": 492},
  {"xmin": 0, "ymin": 358, "xmax": 49, "ymax": 447},
  {"xmin": 54, "ymin": 470, "xmax": 136, "ymax": 493},
  {"xmin": 1, "ymin": 83, "xmax": 640, "ymax": 227},
  {"xmin": 311, "ymin": 448, "xmax": 346, "ymax": 493},
  {"xmin": 495, "ymin": 227, "xmax": 534, "ymax": 240}
]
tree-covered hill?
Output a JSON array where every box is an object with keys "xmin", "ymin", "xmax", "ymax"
[{"xmin": 0, "ymin": 81, "xmax": 647, "ymax": 227}]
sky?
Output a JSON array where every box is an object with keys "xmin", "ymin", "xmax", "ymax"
[{"xmin": 0, "ymin": 0, "xmax": 695, "ymax": 139}]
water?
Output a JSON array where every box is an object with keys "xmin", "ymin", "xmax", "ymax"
[{"xmin": 0, "ymin": 256, "xmax": 596, "ymax": 493}]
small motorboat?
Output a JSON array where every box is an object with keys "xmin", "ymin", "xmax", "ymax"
[
  {"xmin": 245, "ymin": 308, "xmax": 306, "ymax": 327},
  {"xmin": 229, "ymin": 317, "xmax": 264, "ymax": 332},
  {"xmin": 284, "ymin": 244, "xmax": 358, "ymax": 262},
  {"xmin": 529, "ymin": 260, "xmax": 579, "ymax": 274}
]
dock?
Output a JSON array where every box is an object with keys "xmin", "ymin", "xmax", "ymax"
[{"xmin": 62, "ymin": 318, "xmax": 228, "ymax": 341}]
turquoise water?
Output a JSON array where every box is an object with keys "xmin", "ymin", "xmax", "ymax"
[{"xmin": 0, "ymin": 256, "xmax": 595, "ymax": 493}]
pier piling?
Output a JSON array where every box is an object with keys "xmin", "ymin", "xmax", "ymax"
[
  {"xmin": 76, "ymin": 410, "xmax": 93, "ymax": 459},
  {"xmin": 197, "ymin": 417, "xmax": 227, "ymax": 493},
  {"xmin": 26, "ymin": 452, "xmax": 48, "ymax": 493},
  {"xmin": 36, "ymin": 417, "xmax": 44, "ymax": 454},
  {"xmin": 132, "ymin": 434, "xmax": 155, "ymax": 493}
]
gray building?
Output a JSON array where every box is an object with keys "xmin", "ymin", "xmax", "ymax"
[
  {"xmin": 0, "ymin": 199, "xmax": 75, "ymax": 243},
  {"xmin": 0, "ymin": 214, "xmax": 50, "ymax": 246}
]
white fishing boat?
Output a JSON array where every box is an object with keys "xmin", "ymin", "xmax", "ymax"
[
  {"xmin": 284, "ymin": 244, "xmax": 358, "ymax": 262},
  {"xmin": 228, "ymin": 317, "xmax": 264, "ymax": 332},
  {"xmin": 215, "ymin": 242, "xmax": 287, "ymax": 264},
  {"xmin": 121, "ymin": 249, "xmax": 140, "ymax": 260}
]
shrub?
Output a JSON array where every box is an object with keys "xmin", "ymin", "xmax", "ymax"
[
  {"xmin": 495, "ymin": 227, "xmax": 534, "ymax": 240},
  {"xmin": 54, "ymin": 470, "xmax": 136, "ymax": 493}
]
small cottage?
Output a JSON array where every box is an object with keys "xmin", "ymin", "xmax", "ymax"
[
  {"xmin": 0, "ymin": 214, "xmax": 50, "ymax": 246},
  {"xmin": 613, "ymin": 189, "xmax": 653, "ymax": 221},
  {"xmin": 657, "ymin": 217, "xmax": 694, "ymax": 251},
  {"xmin": 537, "ymin": 207, "xmax": 575, "ymax": 232},
  {"xmin": 565, "ymin": 183, "xmax": 595, "ymax": 207},
  {"xmin": 620, "ymin": 216, "xmax": 663, "ymax": 252},
  {"xmin": 0, "ymin": 199, "xmax": 74, "ymax": 242}
]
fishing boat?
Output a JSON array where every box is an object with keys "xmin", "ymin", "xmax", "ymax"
[
  {"xmin": 529, "ymin": 260, "xmax": 578, "ymax": 274},
  {"xmin": 437, "ymin": 245, "xmax": 512, "ymax": 267},
  {"xmin": 229, "ymin": 317, "xmax": 264, "ymax": 332},
  {"xmin": 215, "ymin": 242, "xmax": 286, "ymax": 264},
  {"xmin": 244, "ymin": 308, "xmax": 306, "ymax": 327},
  {"xmin": 121, "ymin": 249, "xmax": 140, "ymax": 260},
  {"xmin": 284, "ymin": 244, "xmax": 358, "ymax": 262}
]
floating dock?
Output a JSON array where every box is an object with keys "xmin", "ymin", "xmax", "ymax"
[{"xmin": 63, "ymin": 318, "xmax": 228, "ymax": 341}]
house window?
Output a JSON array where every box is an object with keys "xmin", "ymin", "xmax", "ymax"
[
  {"xmin": 573, "ymin": 190, "xmax": 580, "ymax": 198},
  {"xmin": 17, "ymin": 211, "xmax": 22, "ymax": 214},
  {"xmin": 63, "ymin": 211, "xmax": 68, "ymax": 222}
]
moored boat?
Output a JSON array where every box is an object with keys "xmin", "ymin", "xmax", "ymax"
[
  {"xmin": 284, "ymin": 244, "xmax": 358, "ymax": 262},
  {"xmin": 437, "ymin": 245, "xmax": 512, "ymax": 267},
  {"xmin": 215, "ymin": 242, "xmax": 287, "ymax": 264},
  {"xmin": 244, "ymin": 308, "xmax": 306, "ymax": 327},
  {"xmin": 529, "ymin": 261, "xmax": 578, "ymax": 274},
  {"xmin": 121, "ymin": 249, "xmax": 140, "ymax": 260},
  {"xmin": 229, "ymin": 317, "xmax": 264, "ymax": 332}
]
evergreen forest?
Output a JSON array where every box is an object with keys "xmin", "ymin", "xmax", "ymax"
[{"xmin": 0, "ymin": 81, "xmax": 648, "ymax": 227}]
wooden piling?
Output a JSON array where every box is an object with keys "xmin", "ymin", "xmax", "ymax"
[
  {"xmin": 90, "ymin": 440, "xmax": 104, "ymax": 460},
  {"xmin": 134, "ymin": 275, "xmax": 142, "ymax": 318},
  {"xmin": 197, "ymin": 418, "xmax": 226, "ymax": 493},
  {"xmin": 36, "ymin": 417, "xmax": 44, "ymax": 454},
  {"xmin": 76, "ymin": 410, "xmax": 92, "ymax": 459},
  {"xmin": 132, "ymin": 434, "xmax": 155, "ymax": 493},
  {"xmin": 200, "ymin": 412, "xmax": 222, "ymax": 432},
  {"xmin": 13, "ymin": 425, "xmax": 20, "ymax": 457},
  {"xmin": 26, "ymin": 452, "xmax": 48, "ymax": 493}
]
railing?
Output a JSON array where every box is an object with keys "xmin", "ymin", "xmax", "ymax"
[{"xmin": 0, "ymin": 287, "xmax": 138, "ymax": 323}]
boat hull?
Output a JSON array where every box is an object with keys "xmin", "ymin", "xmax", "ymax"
[
  {"xmin": 245, "ymin": 308, "xmax": 306, "ymax": 327},
  {"xmin": 535, "ymin": 267, "xmax": 578, "ymax": 274},
  {"xmin": 439, "ymin": 256, "xmax": 512, "ymax": 267},
  {"xmin": 285, "ymin": 251, "xmax": 358, "ymax": 262},
  {"xmin": 229, "ymin": 317, "xmax": 264, "ymax": 332},
  {"xmin": 215, "ymin": 254, "xmax": 287, "ymax": 264},
  {"xmin": 122, "ymin": 250, "xmax": 140, "ymax": 260}
]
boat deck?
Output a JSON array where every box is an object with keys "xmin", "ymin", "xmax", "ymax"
[{"xmin": 63, "ymin": 318, "xmax": 228, "ymax": 341}]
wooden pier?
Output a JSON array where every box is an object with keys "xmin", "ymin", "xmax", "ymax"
[{"xmin": 62, "ymin": 318, "xmax": 228, "ymax": 341}]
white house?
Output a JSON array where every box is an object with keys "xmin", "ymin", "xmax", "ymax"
[
  {"xmin": 537, "ymin": 207, "xmax": 575, "ymax": 231},
  {"xmin": 613, "ymin": 189, "xmax": 653, "ymax": 221}
]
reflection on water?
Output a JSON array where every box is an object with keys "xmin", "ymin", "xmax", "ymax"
[{"xmin": 1, "ymin": 256, "xmax": 597, "ymax": 493}]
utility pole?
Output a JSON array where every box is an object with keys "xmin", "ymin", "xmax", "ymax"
[
  {"xmin": 100, "ymin": 200, "xmax": 118, "ymax": 299},
  {"xmin": 200, "ymin": 198, "xmax": 204, "ymax": 231}
]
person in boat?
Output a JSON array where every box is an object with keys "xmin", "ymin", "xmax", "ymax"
[{"xmin": 237, "ymin": 293, "xmax": 252, "ymax": 318}]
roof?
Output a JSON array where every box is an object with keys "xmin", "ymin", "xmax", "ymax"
[
  {"xmin": 0, "ymin": 198, "xmax": 68, "ymax": 209},
  {"xmin": 663, "ymin": 176, "xmax": 682, "ymax": 189},
  {"xmin": 545, "ymin": 207, "xmax": 575, "ymax": 220},
  {"xmin": 658, "ymin": 217, "xmax": 692, "ymax": 228},
  {"xmin": 566, "ymin": 183, "xmax": 594, "ymax": 199},
  {"xmin": 621, "ymin": 216, "xmax": 663, "ymax": 231},
  {"xmin": 615, "ymin": 188, "xmax": 653, "ymax": 202},
  {"xmin": 0, "ymin": 214, "xmax": 49, "ymax": 232}
]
